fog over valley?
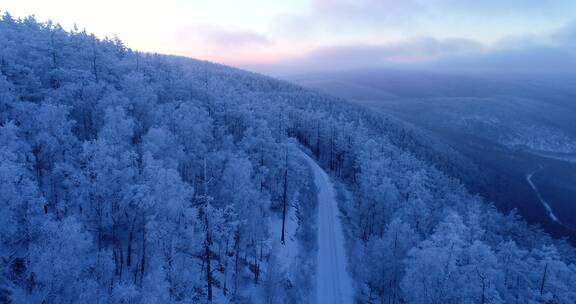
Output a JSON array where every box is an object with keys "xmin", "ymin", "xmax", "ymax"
[{"xmin": 287, "ymin": 69, "xmax": 576, "ymax": 239}]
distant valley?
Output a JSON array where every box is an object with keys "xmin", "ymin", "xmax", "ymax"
[{"xmin": 289, "ymin": 69, "xmax": 576, "ymax": 239}]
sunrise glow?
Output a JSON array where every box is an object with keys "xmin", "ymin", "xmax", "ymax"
[{"xmin": 2, "ymin": 0, "xmax": 575, "ymax": 70}]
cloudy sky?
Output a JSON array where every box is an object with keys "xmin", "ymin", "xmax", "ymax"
[{"xmin": 2, "ymin": 0, "xmax": 576, "ymax": 74}]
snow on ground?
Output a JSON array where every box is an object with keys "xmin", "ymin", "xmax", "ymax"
[
  {"xmin": 530, "ymin": 150, "xmax": 576, "ymax": 164},
  {"xmin": 269, "ymin": 195, "xmax": 300, "ymax": 277},
  {"xmin": 300, "ymin": 152, "xmax": 354, "ymax": 304}
]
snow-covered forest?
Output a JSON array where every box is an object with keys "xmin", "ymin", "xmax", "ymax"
[{"xmin": 1, "ymin": 14, "xmax": 576, "ymax": 304}]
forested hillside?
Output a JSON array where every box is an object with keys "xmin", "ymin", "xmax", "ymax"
[{"xmin": 1, "ymin": 14, "xmax": 576, "ymax": 304}]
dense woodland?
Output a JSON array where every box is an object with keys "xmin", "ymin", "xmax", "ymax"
[{"xmin": 1, "ymin": 13, "xmax": 576, "ymax": 303}]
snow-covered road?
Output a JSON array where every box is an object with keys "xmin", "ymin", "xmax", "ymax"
[
  {"xmin": 301, "ymin": 152, "xmax": 354, "ymax": 304},
  {"xmin": 526, "ymin": 169, "xmax": 562, "ymax": 224}
]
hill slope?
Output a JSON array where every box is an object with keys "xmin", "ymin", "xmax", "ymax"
[
  {"xmin": 289, "ymin": 69, "xmax": 576, "ymax": 237},
  {"xmin": 1, "ymin": 14, "xmax": 576, "ymax": 303}
]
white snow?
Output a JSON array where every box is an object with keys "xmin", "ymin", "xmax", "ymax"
[
  {"xmin": 270, "ymin": 202, "xmax": 300, "ymax": 274},
  {"xmin": 300, "ymin": 151, "xmax": 354, "ymax": 304},
  {"xmin": 526, "ymin": 169, "xmax": 561, "ymax": 224},
  {"xmin": 530, "ymin": 150, "xmax": 576, "ymax": 164}
]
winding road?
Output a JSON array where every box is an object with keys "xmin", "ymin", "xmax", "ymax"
[
  {"xmin": 526, "ymin": 168, "xmax": 562, "ymax": 225},
  {"xmin": 301, "ymin": 152, "xmax": 354, "ymax": 304}
]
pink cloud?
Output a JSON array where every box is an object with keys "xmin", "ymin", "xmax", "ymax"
[{"xmin": 175, "ymin": 24, "xmax": 272, "ymax": 51}]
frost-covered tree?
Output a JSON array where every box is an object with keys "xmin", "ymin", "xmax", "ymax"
[{"xmin": 1, "ymin": 13, "xmax": 575, "ymax": 304}]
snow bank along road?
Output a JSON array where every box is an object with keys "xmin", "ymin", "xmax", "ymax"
[{"xmin": 301, "ymin": 152, "xmax": 354, "ymax": 304}]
